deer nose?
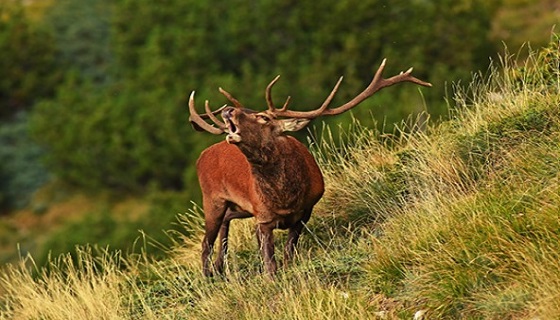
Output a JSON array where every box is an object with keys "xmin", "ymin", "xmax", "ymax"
[{"xmin": 222, "ymin": 107, "xmax": 235, "ymax": 119}]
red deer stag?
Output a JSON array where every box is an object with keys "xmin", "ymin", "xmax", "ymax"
[{"xmin": 189, "ymin": 59, "xmax": 431, "ymax": 276}]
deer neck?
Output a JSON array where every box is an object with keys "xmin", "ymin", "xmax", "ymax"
[
  {"xmin": 236, "ymin": 136, "xmax": 286, "ymax": 169},
  {"xmin": 237, "ymin": 137, "xmax": 309, "ymax": 211}
]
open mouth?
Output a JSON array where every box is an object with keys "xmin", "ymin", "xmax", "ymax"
[{"xmin": 226, "ymin": 119, "xmax": 238, "ymax": 134}]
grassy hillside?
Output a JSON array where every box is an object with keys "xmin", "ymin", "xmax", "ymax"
[{"xmin": 1, "ymin": 37, "xmax": 559, "ymax": 319}]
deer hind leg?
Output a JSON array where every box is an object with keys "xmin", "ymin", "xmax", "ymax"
[
  {"xmin": 256, "ymin": 222, "xmax": 277, "ymax": 276},
  {"xmin": 284, "ymin": 207, "xmax": 312, "ymax": 267},
  {"xmin": 214, "ymin": 208, "xmax": 253, "ymax": 275},
  {"xmin": 201, "ymin": 199, "xmax": 227, "ymax": 277}
]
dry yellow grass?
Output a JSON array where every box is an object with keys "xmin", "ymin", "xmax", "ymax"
[{"xmin": 1, "ymin": 249, "xmax": 125, "ymax": 319}]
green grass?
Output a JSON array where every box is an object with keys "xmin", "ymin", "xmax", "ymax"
[{"xmin": 1, "ymin": 36, "xmax": 559, "ymax": 319}]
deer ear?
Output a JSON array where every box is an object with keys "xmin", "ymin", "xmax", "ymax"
[{"xmin": 280, "ymin": 118, "xmax": 311, "ymax": 132}]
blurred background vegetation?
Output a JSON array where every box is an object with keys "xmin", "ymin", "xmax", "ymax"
[{"xmin": 0, "ymin": 0, "xmax": 558, "ymax": 266}]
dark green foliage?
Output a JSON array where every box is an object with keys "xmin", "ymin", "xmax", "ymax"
[
  {"xmin": 0, "ymin": 113, "xmax": 49, "ymax": 212},
  {"xmin": 30, "ymin": 75, "xmax": 203, "ymax": 192},
  {"xmin": 42, "ymin": 0, "xmax": 113, "ymax": 84},
  {"xmin": 160, "ymin": 0, "xmax": 494, "ymax": 116},
  {"xmin": 0, "ymin": 1, "xmax": 59, "ymax": 119}
]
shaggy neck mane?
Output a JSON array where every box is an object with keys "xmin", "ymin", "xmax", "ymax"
[{"xmin": 238, "ymin": 137, "xmax": 310, "ymax": 211}]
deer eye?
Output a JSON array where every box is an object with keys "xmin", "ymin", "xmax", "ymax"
[{"xmin": 255, "ymin": 114, "xmax": 271, "ymax": 123}]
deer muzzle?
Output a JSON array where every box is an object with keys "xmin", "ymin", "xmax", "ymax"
[{"xmin": 222, "ymin": 107, "xmax": 242, "ymax": 144}]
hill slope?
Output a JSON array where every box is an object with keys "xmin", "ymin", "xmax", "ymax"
[{"xmin": 1, "ymin": 37, "xmax": 559, "ymax": 319}]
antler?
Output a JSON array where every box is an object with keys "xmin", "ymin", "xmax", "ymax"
[
  {"xmin": 265, "ymin": 75, "xmax": 293, "ymax": 114},
  {"xmin": 189, "ymin": 59, "xmax": 432, "ymax": 133},
  {"xmin": 218, "ymin": 87, "xmax": 244, "ymax": 109},
  {"xmin": 267, "ymin": 58, "xmax": 432, "ymax": 119},
  {"xmin": 189, "ymin": 92, "xmax": 226, "ymax": 134}
]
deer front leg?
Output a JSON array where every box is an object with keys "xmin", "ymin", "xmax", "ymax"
[
  {"xmin": 214, "ymin": 218, "xmax": 230, "ymax": 275},
  {"xmin": 201, "ymin": 199, "xmax": 227, "ymax": 277},
  {"xmin": 256, "ymin": 223, "xmax": 277, "ymax": 275},
  {"xmin": 214, "ymin": 209, "xmax": 253, "ymax": 275}
]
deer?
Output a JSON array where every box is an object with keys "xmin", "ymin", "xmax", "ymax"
[{"xmin": 188, "ymin": 59, "xmax": 431, "ymax": 277}]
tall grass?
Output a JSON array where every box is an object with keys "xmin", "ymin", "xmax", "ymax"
[
  {"xmin": 1, "ymin": 209, "xmax": 376, "ymax": 319},
  {"xmin": 0, "ymin": 248, "xmax": 125, "ymax": 319},
  {"xmin": 1, "ymin": 36, "xmax": 559, "ymax": 319},
  {"xmin": 358, "ymin": 37, "xmax": 560, "ymax": 318}
]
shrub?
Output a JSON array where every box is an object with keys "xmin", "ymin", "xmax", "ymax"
[
  {"xmin": 0, "ymin": 113, "xmax": 49, "ymax": 212},
  {"xmin": 30, "ymin": 76, "xmax": 206, "ymax": 193}
]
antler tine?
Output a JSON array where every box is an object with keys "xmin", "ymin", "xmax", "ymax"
[
  {"xmin": 199, "ymin": 104, "xmax": 228, "ymax": 120},
  {"xmin": 279, "ymin": 96, "xmax": 292, "ymax": 112},
  {"xmin": 218, "ymin": 87, "xmax": 244, "ymax": 109},
  {"xmin": 188, "ymin": 91, "xmax": 225, "ymax": 135},
  {"xmin": 272, "ymin": 76, "xmax": 344, "ymax": 119},
  {"xmin": 265, "ymin": 76, "xmax": 344, "ymax": 119},
  {"xmin": 205, "ymin": 100, "xmax": 227, "ymax": 130},
  {"xmin": 272, "ymin": 59, "xmax": 431, "ymax": 119},
  {"xmin": 319, "ymin": 59, "xmax": 431, "ymax": 116},
  {"xmin": 373, "ymin": 59, "xmax": 432, "ymax": 89},
  {"xmin": 266, "ymin": 75, "xmax": 281, "ymax": 112},
  {"xmin": 315, "ymin": 76, "xmax": 344, "ymax": 114}
]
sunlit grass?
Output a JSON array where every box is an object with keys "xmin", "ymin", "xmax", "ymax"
[{"xmin": 0, "ymin": 248, "xmax": 125, "ymax": 319}]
